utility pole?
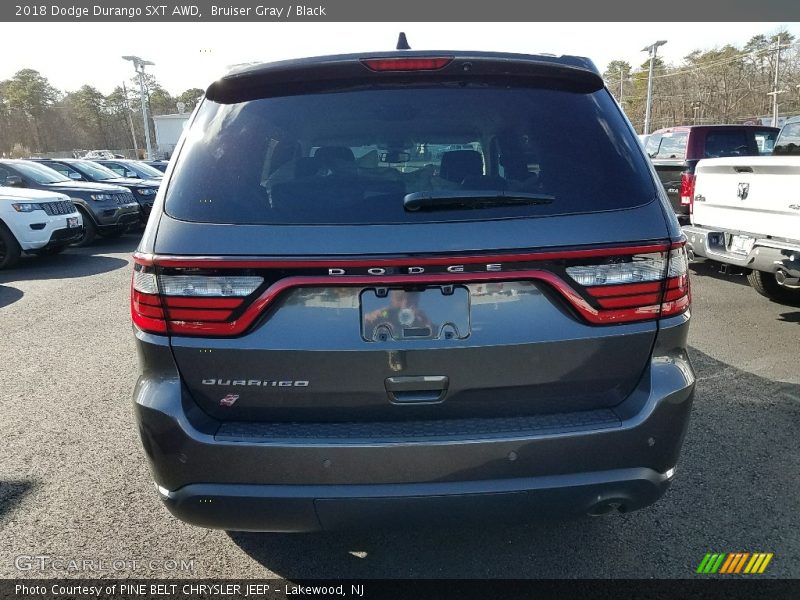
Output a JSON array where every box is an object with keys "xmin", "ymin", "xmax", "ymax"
[
  {"xmin": 770, "ymin": 34, "xmax": 782, "ymax": 127},
  {"xmin": 642, "ymin": 40, "xmax": 667, "ymax": 135},
  {"xmin": 122, "ymin": 56, "xmax": 155, "ymax": 159},
  {"xmin": 121, "ymin": 81, "xmax": 139, "ymax": 159}
]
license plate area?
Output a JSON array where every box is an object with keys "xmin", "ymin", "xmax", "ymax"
[
  {"xmin": 360, "ymin": 286, "xmax": 471, "ymax": 342},
  {"xmin": 729, "ymin": 234, "xmax": 755, "ymax": 255}
]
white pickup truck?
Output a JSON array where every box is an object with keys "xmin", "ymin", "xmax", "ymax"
[{"xmin": 683, "ymin": 116, "xmax": 800, "ymax": 304}]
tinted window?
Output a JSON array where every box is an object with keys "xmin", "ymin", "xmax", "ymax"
[
  {"xmin": 703, "ymin": 131, "xmax": 751, "ymax": 158},
  {"xmin": 165, "ymin": 85, "xmax": 655, "ymax": 225},
  {"xmin": 646, "ymin": 132, "xmax": 688, "ymax": 159},
  {"xmin": 774, "ymin": 122, "xmax": 800, "ymax": 155},
  {"xmin": 127, "ymin": 161, "xmax": 164, "ymax": 178},
  {"xmin": 42, "ymin": 161, "xmax": 82, "ymax": 179},
  {"xmin": 70, "ymin": 160, "xmax": 120, "ymax": 180},
  {"xmin": 6, "ymin": 161, "xmax": 70, "ymax": 184}
]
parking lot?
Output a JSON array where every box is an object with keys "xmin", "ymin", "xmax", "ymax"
[{"xmin": 0, "ymin": 234, "xmax": 798, "ymax": 579}]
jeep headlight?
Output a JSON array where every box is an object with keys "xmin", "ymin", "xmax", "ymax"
[
  {"xmin": 136, "ymin": 188, "xmax": 157, "ymax": 196},
  {"xmin": 89, "ymin": 193, "xmax": 114, "ymax": 201},
  {"xmin": 11, "ymin": 203, "xmax": 42, "ymax": 212}
]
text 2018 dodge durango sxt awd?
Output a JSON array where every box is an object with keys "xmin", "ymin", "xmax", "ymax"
[{"xmin": 131, "ymin": 49, "xmax": 695, "ymax": 532}]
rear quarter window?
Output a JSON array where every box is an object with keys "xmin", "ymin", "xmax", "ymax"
[
  {"xmin": 165, "ymin": 84, "xmax": 656, "ymax": 225},
  {"xmin": 774, "ymin": 122, "xmax": 800, "ymax": 155}
]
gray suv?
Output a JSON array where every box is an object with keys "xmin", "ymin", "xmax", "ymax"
[{"xmin": 131, "ymin": 50, "xmax": 695, "ymax": 532}]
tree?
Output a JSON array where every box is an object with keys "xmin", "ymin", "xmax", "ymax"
[
  {"xmin": 603, "ymin": 60, "xmax": 633, "ymax": 104},
  {"xmin": 2, "ymin": 69, "xmax": 59, "ymax": 151},
  {"xmin": 176, "ymin": 88, "xmax": 204, "ymax": 112},
  {"xmin": 65, "ymin": 85, "xmax": 109, "ymax": 147}
]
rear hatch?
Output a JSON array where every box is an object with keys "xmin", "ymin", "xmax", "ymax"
[
  {"xmin": 693, "ymin": 156, "xmax": 800, "ymax": 241},
  {"xmin": 134, "ymin": 53, "xmax": 686, "ymax": 423}
]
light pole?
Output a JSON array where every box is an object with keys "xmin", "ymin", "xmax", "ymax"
[
  {"xmin": 642, "ymin": 40, "xmax": 667, "ymax": 135},
  {"xmin": 122, "ymin": 55, "xmax": 155, "ymax": 159}
]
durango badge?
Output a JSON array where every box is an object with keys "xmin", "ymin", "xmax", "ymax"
[{"xmin": 219, "ymin": 394, "xmax": 239, "ymax": 407}]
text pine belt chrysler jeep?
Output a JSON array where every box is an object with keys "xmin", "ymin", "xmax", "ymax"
[{"xmin": 131, "ymin": 49, "xmax": 695, "ymax": 532}]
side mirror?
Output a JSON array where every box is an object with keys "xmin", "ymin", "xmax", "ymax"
[
  {"xmin": 6, "ymin": 175, "xmax": 24, "ymax": 187},
  {"xmin": 69, "ymin": 172, "xmax": 83, "ymax": 180}
]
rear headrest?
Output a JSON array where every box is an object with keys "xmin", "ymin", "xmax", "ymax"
[
  {"xmin": 295, "ymin": 157, "xmax": 322, "ymax": 178},
  {"xmin": 439, "ymin": 150, "xmax": 483, "ymax": 183},
  {"xmin": 314, "ymin": 146, "xmax": 355, "ymax": 165}
]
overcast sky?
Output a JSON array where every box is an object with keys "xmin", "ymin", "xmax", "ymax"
[{"xmin": 1, "ymin": 22, "xmax": 797, "ymax": 95}]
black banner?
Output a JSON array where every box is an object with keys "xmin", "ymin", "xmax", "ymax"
[
  {"xmin": 1, "ymin": 0, "xmax": 800, "ymax": 22},
  {"xmin": 2, "ymin": 580, "xmax": 800, "ymax": 600}
]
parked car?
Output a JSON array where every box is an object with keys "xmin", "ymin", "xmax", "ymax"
[
  {"xmin": 131, "ymin": 49, "xmax": 694, "ymax": 532},
  {"xmin": 644, "ymin": 125, "xmax": 780, "ymax": 225},
  {"xmin": 143, "ymin": 160, "xmax": 170, "ymax": 173},
  {"xmin": 683, "ymin": 116, "xmax": 800, "ymax": 303},
  {"xmin": 82, "ymin": 150, "xmax": 116, "ymax": 160},
  {"xmin": 30, "ymin": 158, "xmax": 159, "ymax": 225},
  {"xmin": 94, "ymin": 159, "xmax": 164, "ymax": 181},
  {"xmin": 0, "ymin": 160, "xmax": 139, "ymax": 246},
  {"xmin": 0, "ymin": 187, "xmax": 83, "ymax": 268}
]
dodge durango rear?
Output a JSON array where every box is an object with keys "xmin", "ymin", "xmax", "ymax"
[{"xmin": 131, "ymin": 47, "xmax": 695, "ymax": 532}]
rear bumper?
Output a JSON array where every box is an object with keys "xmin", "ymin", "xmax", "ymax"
[
  {"xmin": 684, "ymin": 225, "xmax": 800, "ymax": 277},
  {"xmin": 160, "ymin": 468, "xmax": 673, "ymax": 532},
  {"xmin": 133, "ymin": 315, "xmax": 695, "ymax": 531}
]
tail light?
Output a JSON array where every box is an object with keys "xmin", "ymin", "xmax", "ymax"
[
  {"xmin": 132, "ymin": 243, "xmax": 691, "ymax": 337},
  {"xmin": 131, "ymin": 255, "xmax": 263, "ymax": 336},
  {"xmin": 679, "ymin": 172, "xmax": 695, "ymax": 212},
  {"xmin": 361, "ymin": 57, "xmax": 453, "ymax": 72},
  {"xmin": 567, "ymin": 242, "xmax": 690, "ymax": 323}
]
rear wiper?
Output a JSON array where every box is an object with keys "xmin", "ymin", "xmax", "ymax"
[{"xmin": 404, "ymin": 190, "xmax": 555, "ymax": 212}]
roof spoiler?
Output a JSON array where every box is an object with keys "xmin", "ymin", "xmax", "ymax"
[{"xmin": 206, "ymin": 52, "xmax": 604, "ymax": 104}]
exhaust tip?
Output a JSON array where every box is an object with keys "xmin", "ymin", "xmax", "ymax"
[
  {"xmin": 775, "ymin": 269, "xmax": 800, "ymax": 286},
  {"xmin": 587, "ymin": 500, "xmax": 625, "ymax": 517}
]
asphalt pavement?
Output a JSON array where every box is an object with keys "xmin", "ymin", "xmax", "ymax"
[{"xmin": 0, "ymin": 235, "xmax": 797, "ymax": 579}]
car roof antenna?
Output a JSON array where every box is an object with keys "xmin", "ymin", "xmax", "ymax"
[{"xmin": 396, "ymin": 32, "xmax": 411, "ymax": 50}]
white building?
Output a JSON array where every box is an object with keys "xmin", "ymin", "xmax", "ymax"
[{"xmin": 153, "ymin": 113, "xmax": 191, "ymax": 158}]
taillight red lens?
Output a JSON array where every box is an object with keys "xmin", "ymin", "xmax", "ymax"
[
  {"xmin": 679, "ymin": 172, "xmax": 695, "ymax": 208},
  {"xmin": 131, "ymin": 254, "xmax": 261, "ymax": 336},
  {"xmin": 361, "ymin": 57, "xmax": 453, "ymax": 72},
  {"xmin": 574, "ymin": 242, "xmax": 690, "ymax": 322}
]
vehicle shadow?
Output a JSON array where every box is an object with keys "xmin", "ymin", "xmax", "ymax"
[
  {"xmin": 0, "ymin": 251, "xmax": 131, "ymax": 284},
  {"xmin": 689, "ymin": 261, "xmax": 751, "ymax": 287},
  {"xmin": 0, "ymin": 284, "xmax": 24, "ymax": 309},
  {"xmin": 777, "ymin": 311, "xmax": 800, "ymax": 324},
  {"xmin": 0, "ymin": 480, "xmax": 35, "ymax": 521},
  {"xmin": 228, "ymin": 347, "xmax": 800, "ymax": 578}
]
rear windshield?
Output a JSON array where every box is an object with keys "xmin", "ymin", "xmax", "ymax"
[
  {"xmin": 645, "ymin": 132, "xmax": 688, "ymax": 160},
  {"xmin": 165, "ymin": 85, "xmax": 655, "ymax": 225}
]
